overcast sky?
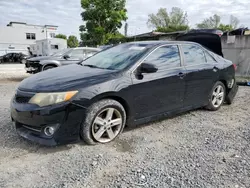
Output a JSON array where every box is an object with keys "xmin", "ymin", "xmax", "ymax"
[{"xmin": 0, "ymin": 0, "xmax": 250, "ymax": 38}]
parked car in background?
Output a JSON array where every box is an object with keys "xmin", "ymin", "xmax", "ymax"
[
  {"xmin": 11, "ymin": 33, "xmax": 238, "ymax": 146},
  {"xmin": 0, "ymin": 52, "xmax": 29, "ymax": 64},
  {"xmin": 24, "ymin": 47, "xmax": 101, "ymax": 73}
]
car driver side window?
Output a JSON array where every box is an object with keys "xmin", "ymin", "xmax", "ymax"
[{"xmin": 144, "ymin": 45, "xmax": 181, "ymax": 71}]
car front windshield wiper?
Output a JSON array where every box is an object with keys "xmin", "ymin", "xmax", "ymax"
[
  {"xmin": 83, "ymin": 64, "xmax": 105, "ymax": 69},
  {"xmin": 83, "ymin": 64, "xmax": 115, "ymax": 70}
]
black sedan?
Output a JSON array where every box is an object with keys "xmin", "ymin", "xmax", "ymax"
[
  {"xmin": 0, "ymin": 52, "xmax": 28, "ymax": 64},
  {"xmin": 10, "ymin": 35, "xmax": 238, "ymax": 146}
]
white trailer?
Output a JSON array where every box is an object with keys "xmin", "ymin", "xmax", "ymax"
[{"xmin": 30, "ymin": 38, "xmax": 67, "ymax": 56}]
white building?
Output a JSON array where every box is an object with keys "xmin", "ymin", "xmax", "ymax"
[{"xmin": 0, "ymin": 21, "xmax": 59, "ymax": 55}]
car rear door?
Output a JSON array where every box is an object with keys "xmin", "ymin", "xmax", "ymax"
[
  {"xmin": 180, "ymin": 44, "xmax": 219, "ymax": 107},
  {"xmin": 130, "ymin": 45, "xmax": 186, "ymax": 119}
]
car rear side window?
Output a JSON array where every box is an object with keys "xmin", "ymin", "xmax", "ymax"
[
  {"xmin": 204, "ymin": 51, "xmax": 217, "ymax": 63},
  {"xmin": 144, "ymin": 45, "xmax": 181, "ymax": 70},
  {"xmin": 182, "ymin": 44, "xmax": 206, "ymax": 65}
]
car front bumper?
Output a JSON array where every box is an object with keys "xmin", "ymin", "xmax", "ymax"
[
  {"xmin": 11, "ymin": 99, "xmax": 86, "ymax": 146},
  {"xmin": 25, "ymin": 66, "xmax": 40, "ymax": 73},
  {"xmin": 25, "ymin": 61, "xmax": 41, "ymax": 73}
]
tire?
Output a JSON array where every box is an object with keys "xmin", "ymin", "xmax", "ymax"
[
  {"xmin": 81, "ymin": 99, "xmax": 126, "ymax": 145},
  {"xmin": 205, "ymin": 81, "xmax": 226, "ymax": 111},
  {"xmin": 43, "ymin": 65, "xmax": 56, "ymax": 71}
]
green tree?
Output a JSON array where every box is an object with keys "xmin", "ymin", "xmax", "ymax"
[
  {"xmin": 55, "ymin": 34, "xmax": 67, "ymax": 40},
  {"xmin": 67, "ymin": 35, "xmax": 79, "ymax": 48},
  {"xmin": 197, "ymin": 14, "xmax": 221, "ymax": 29},
  {"xmin": 197, "ymin": 14, "xmax": 240, "ymax": 30},
  {"xmin": 217, "ymin": 24, "xmax": 233, "ymax": 32},
  {"xmin": 80, "ymin": 0, "xmax": 127, "ymax": 46},
  {"xmin": 230, "ymin": 15, "xmax": 239, "ymax": 29},
  {"xmin": 147, "ymin": 7, "xmax": 189, "ymax": 32}
]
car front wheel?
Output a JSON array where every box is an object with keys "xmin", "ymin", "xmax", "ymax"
[
  {"xmin": 81, "ymin": 99, "xmax": 126, "ymax": 145},
  {"xmin": 206, "ymin": 81, "xmax": 226, "ymax": 111}
]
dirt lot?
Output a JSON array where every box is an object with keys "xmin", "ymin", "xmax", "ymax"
[{"xmin": 0, "ymin": 80, "xmax": 250, "ymax": 188}]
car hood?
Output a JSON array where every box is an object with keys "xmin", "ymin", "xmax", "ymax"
[
  {"xmin": 176, "ymin": 33, "xmax": 223, "ymax": 57},
  {"xmin": 28, "ymin": 56, "xmax": 61, "ymax": 61},
  {"xmin": 18, "ymin": 64, "xmax": 117, "ymax": 92}
]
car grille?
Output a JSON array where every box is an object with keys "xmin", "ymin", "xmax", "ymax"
[
  {"xmin": 15, "ymin": 96, "xmax": 31, "ymax": 103},
  {"xmin": 16, "ymin": 122, "xmax": 42, "ymax": 133},
  {"xmin": 14, "ymin": 90, "xmax": 35, "ymax": 104},
  {"xmin": 22, "ymin": 125, "xmax": 42, "ymax": 132},
  {"xmin": 25, "ymin": 60, "xmax": 40, "ymax": 68}
]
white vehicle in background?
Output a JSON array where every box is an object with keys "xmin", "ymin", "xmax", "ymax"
[{"xmin": 30, "ymin": 38, "xmax": 67, "ymax": 56}]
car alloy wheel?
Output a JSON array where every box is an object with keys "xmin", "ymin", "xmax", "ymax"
[
  {"xmin": 81, "ymin": 99, "xmax": 126, "ymax": 145},
  {"xmin": 92, "ymin": 108, "xmax": 123, "ymax": 143},
  {"xmin": 211, "ymin": 85, "xmax": 224, "ymax": 108},
  {"xmin": 205, "ymin": 81, "xmax": 226, "ymax": 111}
]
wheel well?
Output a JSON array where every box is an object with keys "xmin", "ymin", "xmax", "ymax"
[
  {"xmin": 100, "ymin": 96, "xmax": 130, "ymax": 117},
  {"xmin": 219, "ymin": 80, "xmax": 229, "ymax": 93},
  {"xmin": 43, "ymin": 64, "xmax": 57, "ymax": 70}
]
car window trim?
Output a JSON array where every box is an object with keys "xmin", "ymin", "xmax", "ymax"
[
  {"xmin": 204, "ymin": 49, "xmax": 218, "ymax": 63},
  {"xmin": 179, "ymin": 43, "xmax": 207, "ymax": 67},
  {"xmin": 131, "ymin": 44, "xmax": 184, "ymax": 74}
]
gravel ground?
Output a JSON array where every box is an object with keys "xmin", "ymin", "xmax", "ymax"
[
  {"xmin": 0, "ymin": 80, "xmax": 250, "ymax": 188},
  {"xmin": 0, "ymin": 64, "xmax": 29, "ymax": 82}
]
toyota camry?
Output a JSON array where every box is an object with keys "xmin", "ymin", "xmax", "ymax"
[{"xmin": 10, "ymin": 33, "xmax": 238, "ymax": 146}]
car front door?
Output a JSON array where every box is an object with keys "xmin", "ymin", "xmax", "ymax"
[
  {"xmin": 181, "ymin": 44, "xmax": 220, "ymax": 107},
  {"xmin": 61, "ymin": 49, "xmax": 84, "ymax": 65},
  {"xmin": 130, "ymin": 45, "xmax": 186, "ymax": 120}
]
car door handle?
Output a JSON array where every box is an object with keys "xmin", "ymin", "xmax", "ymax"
[{"xmin": 178, "ymin": 72, "xmax": 185, "ymax": 79}]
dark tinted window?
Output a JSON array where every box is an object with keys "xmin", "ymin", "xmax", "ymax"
[
  {"xmin": 145, "ymin": 45, "xmax": 181, "ymax": 70},
  {"xmin": 182, "ymin": 45, "xmax": 206, "ymax": 65},
  {"xmin": 26, "ymin": 33, "xmax": 36, "ymax": 40},
  {"xmin": 81, "ymin": 43, "xmax": 153, "ymax": 70}
]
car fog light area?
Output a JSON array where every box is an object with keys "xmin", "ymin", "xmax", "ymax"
[{"xmin": 43, "ymin": 124, "xmax": 59, "ymax": 137}]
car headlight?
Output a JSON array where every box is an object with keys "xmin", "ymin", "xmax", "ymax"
[{"xmin": 29, "ymin": 91, "xmax": 78, "ymax": 107}]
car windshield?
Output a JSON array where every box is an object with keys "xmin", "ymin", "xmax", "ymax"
[
  {"xmin": 81, "ymin": 43, "xmax": 153, "ymax": 70},
  {"xmin": 51, "ymin": 48, "xmax": 72, "ymax": 57}
]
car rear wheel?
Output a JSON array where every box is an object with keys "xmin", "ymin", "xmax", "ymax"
[
  {"xmin": 81, "ymin": 99, "xmax": 126, "ymax": 145},
  {"xmin": 205, "ymin": 81, "xmax": 226, "ymax": 111}
]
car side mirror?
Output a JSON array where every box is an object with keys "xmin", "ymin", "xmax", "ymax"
[
  {"xmin": 63, "ymin": 54, "xmax": 70, "ymax": 59},
  {"xmin": 139, "ymin": 63, "xmax": 158, "ymax": 74}
]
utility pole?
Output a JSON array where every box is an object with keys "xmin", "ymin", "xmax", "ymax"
[{"xmin": 124, "ymin": 22, "xmax": 128, "ymax": 37}]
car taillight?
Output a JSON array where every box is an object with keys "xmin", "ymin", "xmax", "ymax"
[{"xmin": 233, "ymin": 64, "xmax": 237, "ymax": 70}]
